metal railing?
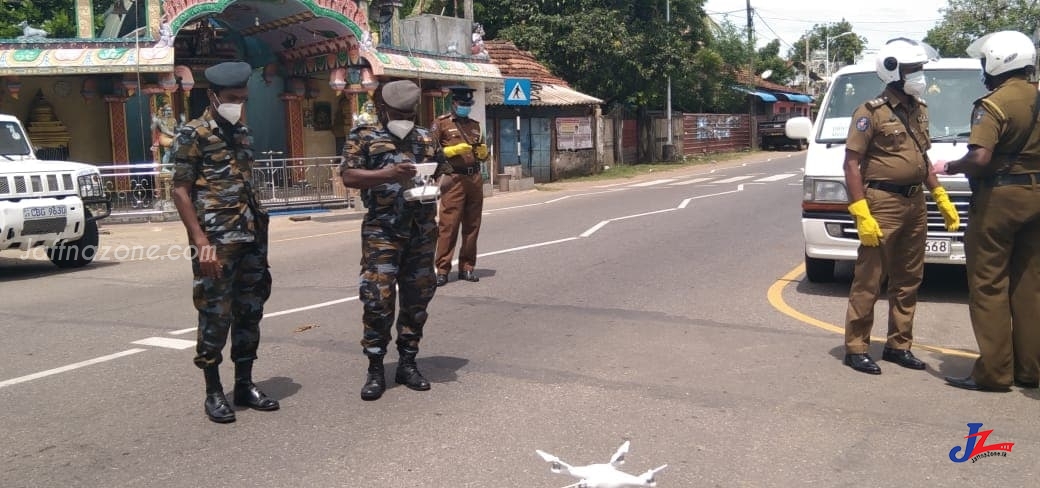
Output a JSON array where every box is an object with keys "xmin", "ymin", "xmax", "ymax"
[{"xmin": 96, "ymin": 156, "xmax": 356, "ymax": 218}]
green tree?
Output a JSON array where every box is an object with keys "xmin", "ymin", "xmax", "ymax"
[
  {"xmin": 924, "ymin": 0, "xmax": 1040, "ymax": 57},
  {"xmin": 0, "ymin": 0, "xmax": 78, "ymax": 39},
  {"xmin": 788, "ymin": 20, "xmax": 866, "ymax": 69},
  {"xmin": 757, "ymin": 39, "xmax": 795, "ymax": 85}
]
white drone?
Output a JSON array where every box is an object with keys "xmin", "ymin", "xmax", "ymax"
[{"xmin": 535, "ymin": 441, "xmax": 668, "ymax": 488}]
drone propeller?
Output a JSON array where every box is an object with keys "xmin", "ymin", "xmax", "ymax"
[
  {"xmin": 609, "ymin": 440, "xmax": 630, "ymax": 467},
  {"xmin": 640, "ymin": 464, "xmax": 668, "ymax": 487}
]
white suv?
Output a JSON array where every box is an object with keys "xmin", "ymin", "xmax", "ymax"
[{"xmin": 0, "ymin": 113, "xmax": 110, "ymax": 268}]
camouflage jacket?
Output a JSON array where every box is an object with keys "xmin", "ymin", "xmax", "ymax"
[
  {"xmin": 171, "ymin": 108, "xmax": 264, "ymax": 244},
  {"xmin": 339, "ymin": 123, "xmax": 451, "ymax": 229}
]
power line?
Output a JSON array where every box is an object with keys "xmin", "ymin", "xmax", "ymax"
[{"xmin": 754, "ymin": 9, "xmax": 795, "ymax": 50}]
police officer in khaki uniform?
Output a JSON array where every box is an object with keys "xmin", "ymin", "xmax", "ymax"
[
  {"xmin": 171, "ymin": 61, "xmax": 280, "ymax": 423},
  {"xmin": 936, "ymin": 30, "xmax": 1040, "ymax": 392},
  {"xmin": 431, "ymin": 86, "xmax": 489, "ymax": 286},
  {"xmin": 841, "ymin": 38, "xmax": 960, "ymax": 375}
]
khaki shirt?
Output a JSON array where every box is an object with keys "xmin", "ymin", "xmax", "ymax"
[
  {"xmin": 967, "ymin": 77, "xmax": 1040, "ymax": 174},
  {"xmin": 846, "ymin": 86, "xmax": 931, "ymax": 185},
  {"xmin": 429, "ymin": 113, "xmax": 483, "ymax": 167},
  {"xmin": 171, "ymin": 108, "xmax": 261, "ymax": 245}
]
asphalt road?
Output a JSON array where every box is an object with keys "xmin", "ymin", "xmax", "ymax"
[{"xmin": 1, "ymin": 151, "xmax": 1036, "ymax": 487}]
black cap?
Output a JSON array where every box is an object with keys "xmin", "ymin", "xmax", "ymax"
[
  {"xmin": 446, "ymin": 85, "xmax": 475, "ymax": 104},
  {"xmin": 204, "ymin": 61, "xmax": 252, "ymax": 89}
]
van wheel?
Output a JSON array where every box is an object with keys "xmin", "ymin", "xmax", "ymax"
[
  {"xmin": 48, "ymin": 212, "xmax": 100, "ymax": 268},
  {"xmin": 804, "ymin": 255, "xmax": 835, "ymax": 283}
]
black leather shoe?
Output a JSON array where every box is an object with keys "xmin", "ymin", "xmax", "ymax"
[
  {"xmin": 435, "ymin": 274, "xmax": 448, "ymax": 287},
  {"xmin": 844, "ymin": 353, "xmax": 881, "ymax": 375},
  {"xmin": 1014, "ymin": 379, "xmax": 1039, "ymax": 389},
  {"xmin": 395, "ymin": 350, "xmax": 431, "ymax": 391},
  {"xmin": 361, "ymin": 357, "xmax": 386, "ymax": 401},
  {"xmin": 882, "ymin": 347, "xmax": 926, "ymax": 370},
  {"xmin": 234, "ymin": 383, "xmax": 280, "ymax": 411},
  {"xmin": 205, "ymin": 392, "xmax": 236, "ymax": 423},
  {"xmin": 945, "ymin": 375, "xmax": 1011, "ymax": 392},
  {"xmin": 458, "ymin": 270, "xmax": 479, "ymax": 282}
]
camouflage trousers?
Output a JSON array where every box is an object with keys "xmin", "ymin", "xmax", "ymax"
[
  {"xmin": 192, "ymin": 242, "xmax": 272, "ymax": 369},
  {"xmin": 358, "ymin": 219, "xmax": 438, "ymax": 356}
]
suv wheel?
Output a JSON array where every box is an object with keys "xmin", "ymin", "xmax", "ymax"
[
  {"xmin": 48, "ymin": 211, "xmax": 100, "ymax": 268},
  {"xmin": 804, "ymin": 254, "xmax": 835, "ymax": 283}
]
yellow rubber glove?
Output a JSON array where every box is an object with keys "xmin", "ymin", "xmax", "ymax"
[
  {"xmin": 848, "ymin": 199, "xmax": 883, "ymax": 247},
  {"xmin": 931, "ymin": 186, "xmax": 960, "ymax": 231},
  {"xmin": 443, "ymin": 142, "xmax": 473, "ymax": 158},
  {"xmin": 474, "ymin": 144, "xmax": 489, "ymax": 160}
]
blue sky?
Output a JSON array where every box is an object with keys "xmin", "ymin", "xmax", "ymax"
[{"xmin": 703, "ymin": 0, "xmax": 948, "ymax": 54}]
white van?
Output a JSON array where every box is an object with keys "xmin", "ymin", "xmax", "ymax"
[{"xmin": 786, "ymin": 58, "xmax": 984, "ymax": 282}]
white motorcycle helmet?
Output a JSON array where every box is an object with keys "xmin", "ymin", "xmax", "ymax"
[
  {"xmin": 876, "ymin": 37, "xmax": 934, "ymax": 84},
  {"xmin": 966, "ymin": 30, "xmax": 1036, "ymax": 76}
]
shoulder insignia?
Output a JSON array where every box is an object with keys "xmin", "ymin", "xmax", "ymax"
[
  {"xmin": 978, "ymin": 98, "xmax": 1007, "ymax": 122},
  {"xmin": 865, "ymin": 96, "xmax": 888, "ymax": 109},
  {"xmin": 855, "ymin": 116, "xmax": 870, "ymax": 132}
]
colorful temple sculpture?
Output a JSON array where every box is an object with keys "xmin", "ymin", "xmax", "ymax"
[{"xmin": 0, "ymin": 0, "xmax": 501, "ymax": 215}]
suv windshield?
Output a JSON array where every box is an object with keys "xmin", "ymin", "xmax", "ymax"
[
  {"xmin": 817, "ymin": 69, "xmax": 987, "ymax": 143},
  {"xmin": 0, "ymin": 121, "xmax": 31, "ymax": 157}
]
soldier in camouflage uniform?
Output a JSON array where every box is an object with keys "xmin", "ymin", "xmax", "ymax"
[
  {"xmin": 170, "ymin": 61, "xmax": 279, "ymax": 423},
  {"xmin": 340, "ymin": 80, "xmax": 452, "ymax": 401}
]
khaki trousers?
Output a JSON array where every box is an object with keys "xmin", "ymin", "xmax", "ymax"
[
  {"xmin": 436, "ymin": 172, "xmax": 484, "ymax": 274},
  {"xmin": 845, "ymin": 188, "xmax": 927, "ymax": 354},
  {"xmin": 965, "ymin": 181, "xmax": 1040, "ymax": 388}
]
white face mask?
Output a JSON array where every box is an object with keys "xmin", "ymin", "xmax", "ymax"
[
  {"xmin": 902, "ymin": 71, "xmax": 927, "ymax": 97},
  {"xmin": 387, "ymin": 120, "xmax": 414, "ymax": 139},
  {"xmin": 212, "ymin": 94, "xmax": 243, "ymax": 125}
]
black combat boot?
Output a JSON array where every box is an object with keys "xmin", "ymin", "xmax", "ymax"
[
  {"xmin": 361, "ymin": 354, "xmax": 386, "ymax": 401},
  {"xmin": 233, "ymin": 361, "xmax": 280, "ymax": 411},
  {"xmin": 395, "ymin": 348, "xmax": 431, "ymax": 391},
  {"xmin": 203, "ymin": 366, "xmax": 235, "ymax": 424}
]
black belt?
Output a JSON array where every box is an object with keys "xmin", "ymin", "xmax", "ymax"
[
  {"xmin": 454, "ymin": 165, "xmax": 480, "ymax": 176},
  {"xmin": 984, "ymin": 173, "xmax": 1037, "ymax": 187},
  {"xmin": 866, "ymin": 181, "xmax": 922, "ymax": 197}
]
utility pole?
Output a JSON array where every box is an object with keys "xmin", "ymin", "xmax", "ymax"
[
  {"xmin": 746, "ymin": 0, "xmax": 756, "ymax": 151},
  {"xmin": 663, "ymin": 0, "xmax": 674, "ymax": 161}
]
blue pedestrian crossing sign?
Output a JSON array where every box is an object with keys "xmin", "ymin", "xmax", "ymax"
[{"xmin": 504, "ymin": 78, "xmax": 532, "ymax": 106}]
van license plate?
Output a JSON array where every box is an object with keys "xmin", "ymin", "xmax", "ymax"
[
  {"xmin": 925, "ymin": 238, "xmax": 951, "ymax": 257},
  {"xmin": 23, "ymin": 205, "xmax": 67, "ymax": 220}
]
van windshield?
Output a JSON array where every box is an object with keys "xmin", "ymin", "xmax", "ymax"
[
  {"xmin": 0, "ymin": 121, "xmax": 31, "ymax": 157},
  {"xmin": 817, "ymin": 69, "xmax": 987, "ymax": 144}
]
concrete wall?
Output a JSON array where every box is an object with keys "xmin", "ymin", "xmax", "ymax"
[{"xmin": 400, "ymin": 14, "xmax": 472, "ymax": 57}]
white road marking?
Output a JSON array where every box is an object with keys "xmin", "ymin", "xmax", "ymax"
[
  {"xmin": 132, "ymin": 337, "xmax": 196, "ymax": 350},
  {"xmin": 713, "ymin": 175, "xmax": 754, "ymax": 183},
  {"xmin": 629, "ymin": 178, "xmax": 677, "ymax": 187},
  {"xmin": 678, "ymin": 185, "xmax": 746, "ymax": 209},
  {"xmin": 475, "ymin": 237, "xmax": 579, "ymax": 258},
  {"xmin": 0, "ymin": 349, "xmax": 147, "ymax": 389},
  {"xmin": 591, "ymin": 182, "xmax": 629, "ymax": 188},
  {"xmin": 669, "ymin": 177, "xmax": 714, "ymax": 185},
  {"xmin": 265, "ymin": 297, "xmax": 360, "ymax": 318},
  {"xmin": 610, "ymin": 208, "xmax": 677, "ymax": 221},
  {"xmin": 169, "ymin": 327, "xmax": 195, "ymax": 335},
  {"xmin": 754, "ymin": 173, "xmax": 797, "ymax": 182},
  {"xmin": 581, "ymin": 221, "xmax": 611, "ymax": 237}
]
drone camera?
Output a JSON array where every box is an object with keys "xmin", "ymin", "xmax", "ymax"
[{"xmin": 549, "ymin": 462, "xmax": 563, "ymax": 474}]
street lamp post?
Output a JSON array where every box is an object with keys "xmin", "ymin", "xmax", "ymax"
[{"xmin": 825, "ymin": 31, "xmax": 856, "ymax": 79}]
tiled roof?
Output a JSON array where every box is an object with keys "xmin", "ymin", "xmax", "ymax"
[
  {"xmin": 484, "ymin": 40, "xmax": 570, "ymax": 86},
  {"xmin": 734, "ymin": 67, "xmax": 810, "ymax": 95}
]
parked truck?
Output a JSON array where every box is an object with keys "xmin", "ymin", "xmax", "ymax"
[
  {"xmin": 0, "ymin": 113, "xmax": 110, "ymax": 268},
  {"xmin": 759, "ymin": 114, "xmax": 807, "ymax": 151}
]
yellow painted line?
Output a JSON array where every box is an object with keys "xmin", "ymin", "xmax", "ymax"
[{"xmin": 767, "ymin": 263, "xmax": 980, "ymax": 359}]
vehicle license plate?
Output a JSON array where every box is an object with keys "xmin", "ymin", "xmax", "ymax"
[
  {"xmin": 925, "ymin": 238, "xmax": 951, "ymax": 257},
  {"xmin": 23, "ymin": 205, "xmax": 67, "ymax": 220}
]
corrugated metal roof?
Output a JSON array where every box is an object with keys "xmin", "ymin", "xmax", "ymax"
[{"xmin": 486, "ymin": 83, "xmax": 603, "ymax": 106}]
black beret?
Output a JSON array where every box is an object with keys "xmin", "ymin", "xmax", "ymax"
[
  {"xmin": 205, "ymin": 61, "xmax": 252, "ymax": 88},
  {"xmin": 382, "ymin": 80, "xmax": 421, "ymax": 111}
]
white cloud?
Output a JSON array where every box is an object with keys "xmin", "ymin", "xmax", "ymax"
[{"xmin": 704, "ymin": 0, "xmax": 948, "ymax": 53}]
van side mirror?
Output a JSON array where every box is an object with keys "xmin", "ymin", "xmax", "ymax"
[{"xmin": 785, "ymin": 117, "xmax": 813, "ymax": 140}]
